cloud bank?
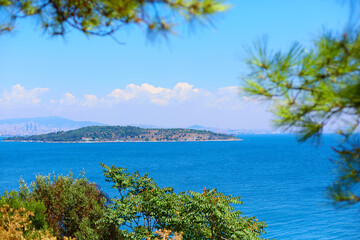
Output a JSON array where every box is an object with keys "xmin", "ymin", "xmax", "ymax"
[
  {"xmin": 0, "ymin": 84, "xmax": 49, "ymax": 106},
  {"xmin": 53, "ymin": 83, "xmax": 243, "ymax": 109},
  {"xmin": 0, "ymin": 83, "xmax": 270, "ymax": 129}
]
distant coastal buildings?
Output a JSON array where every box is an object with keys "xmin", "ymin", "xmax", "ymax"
[
  {"xmin": 0, "ymin": 122, "xmax": 59, "ymax": 136},
  {"xmin": 0, "ymin": 116, "xmax": 105, "ymax": 136}
]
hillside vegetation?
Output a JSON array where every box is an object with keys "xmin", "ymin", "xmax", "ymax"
[{"xmin": 4, "ymin": 126, "xmax": 239, "ymax": 142}]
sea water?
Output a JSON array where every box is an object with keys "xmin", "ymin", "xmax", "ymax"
[{"xmin": 0, "ymin": 135, "xmax": 359, "ymax": 239}]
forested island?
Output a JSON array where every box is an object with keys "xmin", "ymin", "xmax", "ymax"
[{"xmin": 3, "ymin": 126, "xmax": 240, "ymax": 142}]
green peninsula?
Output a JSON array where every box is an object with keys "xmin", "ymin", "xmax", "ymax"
[{"xmin": 3, "ymin": 126, "xmax": 240, "ymax": 142}]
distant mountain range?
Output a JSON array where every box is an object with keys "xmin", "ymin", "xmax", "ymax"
[{"xmin": 0, "ymin": 116, "xmax": 106, "ymax": 136}]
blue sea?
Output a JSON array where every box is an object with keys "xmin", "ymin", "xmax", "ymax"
[{"xmin": 0, "ymin": 134, "xmax": 359, "ymax": 239}]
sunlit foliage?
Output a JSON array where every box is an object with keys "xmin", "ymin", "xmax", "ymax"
[
  {"xmin": 29, "ymin": 171, "xmax": 121, "ymax": 239},
  {"xmin": 0, "ymin": 204, "xmax": 57, "ymax": 239},
  {"xmin": 1, "ymin": 166, "xmax": 266, "ymax": 239},
  {"xmin": 242, "ymin": 29, "xmax": 360, "ymax": 205},
  {"xmin": 152, "ymin": 229, "xmax": 183, "ymax": 240},
  {"xmin": 0, "ymin": 0, "xmax": 229, "ymax": 39},
  {"xmin": 101, "ymin": 163, "xmax": 267, "ymax": 239}
]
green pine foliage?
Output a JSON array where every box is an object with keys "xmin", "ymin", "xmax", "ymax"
[
  {"xmin": 0, "ymin": 0, "xmax": 229, "ymax": 39},
  {"xmin": 242, "ymin": 30, "xmax": 360, "ymax": 205}
]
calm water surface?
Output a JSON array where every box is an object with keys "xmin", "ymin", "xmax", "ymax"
[{"xmin": 0, "ymin": 135, "xmax": 359, "ymax": 239}]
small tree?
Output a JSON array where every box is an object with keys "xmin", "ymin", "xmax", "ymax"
[
  {"xmin": 101, "ymin": 163, "xmax": 180, "ymax": 239},
  {"xmin": 178, "ymin": 188, "xmax": 266, "ymax": 239},
  {"xmin": 101, "ymin": 163, "xmax": 267, "ymax": 240}
]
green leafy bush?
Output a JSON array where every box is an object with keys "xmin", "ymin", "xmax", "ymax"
[
  {"xmin": 1, "ymin": 166, "xmax": 267, "ymax": 239},
  {"xmin": 101, "ymin": 163, "xmax": 267, "ymax": 240},
  {"xmin": 178, "ymin": 189, "xmax": 266, "ymax": 239}
]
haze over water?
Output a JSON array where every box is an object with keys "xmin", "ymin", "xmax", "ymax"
[{"xmin": 0, "ymin": 134, "xmax": 359, "ymax": 239}]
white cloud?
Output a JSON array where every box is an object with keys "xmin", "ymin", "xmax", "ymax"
[
  {"xmin": 0, "ymin": 82, "xmax": 244, "ymax": 109},
  {"xmin": 106, "ymin": 82, "xmax": 205, "ymax": 106},
  {"xmin": 83, "ymin": 94, "xmax": 98, "ymax": 107},
  {"xmin": 203, "ymin": 86, "xmax": 242, "ymax": 110},
  {"xmin": 0, "ymin": 84, "xmax": 49, "ymax": 106},
  {"xmin": 60, "ymin": 93, "xmax": 78, "ymax": 105},
  {"xmin": 0, "ymin": 83, "xmax": 271, "ymax": 129},
  {"xmin": 173, "ymin": 82, "xmax": 199, "ymax": 101},
  {"xmin": 108, "ymin": 84, "xmax": 139, "ymax": 101}
]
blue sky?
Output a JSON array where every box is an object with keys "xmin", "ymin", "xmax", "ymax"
[{"xmin": 0, "ymin": 0, "xmax": 350, "ymax": 128}]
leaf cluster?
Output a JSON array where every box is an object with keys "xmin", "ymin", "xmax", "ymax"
[
  {"xmin": 0, "ymin": 0, "xmax": 229, "ymax": 39},
  {"xmin": 179, "ymin": 189, "xmax": 266, "ymax": 239},
  {"xmin": 328, "ymin": 135, "xmax": 360, "ymax": 206},
  {"xmin": 0, "ymin": 203, "xmax": 57, "ymax": 239},
  {"xmin": 242, "ymin": 31, "xmax": 360, "ymax": 205},
  {"xmin": 29, "ymin": 171, "xmax": 121, "ymax": 239},
  {"xmin": 152, "ymin": 228, "xmax": 183, "ymax": 239},
  {"xmin": 101, "ymin": 163, "xmax": 267, "ymax": 240},
  {"xmin": 0, "ymin": 189, "xmax": 48, "ymax": 232},
  {"xmin": 1, "ymin": 165, "xmax": 267, "ymax": 239},
  {"xmin": 244, "ymin": 33, "xmax": 360, "ymax": 141}
]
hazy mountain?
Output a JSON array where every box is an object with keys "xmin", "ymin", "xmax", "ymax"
[
  {"xmin": 188, "ymin": 125, "xmax": 209, "ymax": 130},
  {"xmin": 0, "ymin": 116, "xmax": 106, "ymax": 136},
  {"xmin": 131, "ymin": 124, "xmax": 160, "ymax": 129}
]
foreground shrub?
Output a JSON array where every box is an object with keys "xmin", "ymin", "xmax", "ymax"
[
  {"xmin": 0, "ymin": 204, "xmax": 56, "ymax": 240},
  {"xmin": 0, "ymin": 189, "xmax": 48, "ymax": 233},
  {"xmin": 101, "ymin": 163, "xmax": 267, "ymax": 240},
  {"xmin": 2, "ymin": 166, "xmax": 267, "ymax": 239},
  {"xmin": 178, "ymin": 189, "xmax": 266, "ymax": 239},
  {"xmin": 29, "ymin": 172, "xmax": 121, "ymax": 239},
  {"xmin": 153, "ymin": 229, "xmax": 183, "ymax": 240}
]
